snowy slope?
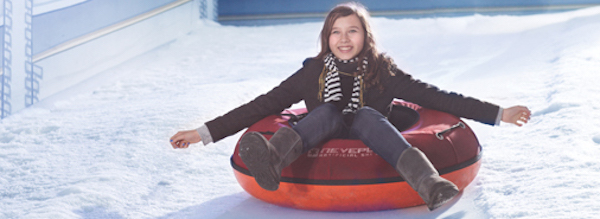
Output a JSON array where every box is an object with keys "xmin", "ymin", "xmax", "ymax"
[{"xmin": 2, "ymin": 6, "xmax": 600, "ymax": 219}]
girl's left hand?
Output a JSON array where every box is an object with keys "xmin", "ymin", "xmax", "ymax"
[
  {"xmin": 502, "ymin": 106, "xmax": 531, "ymax": 127},
  {"xmin": 170, "ymin": 130, "xmax": 202, "ymax": 149}
]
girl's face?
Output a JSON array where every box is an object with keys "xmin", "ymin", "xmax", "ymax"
[{"xmin": 328, "ymin": 14, "xmax": 365, "ymax": 60}]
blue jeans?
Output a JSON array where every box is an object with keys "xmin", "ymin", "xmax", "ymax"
[{"xmin": 292, "ymin": 103, "xmax": 412, "ymax": 167}]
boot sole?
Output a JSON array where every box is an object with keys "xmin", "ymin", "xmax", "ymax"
[
  {"xmin": 427, "ymin": 183, "xmax": 459, "ymax": 211},
  {"xmin": 238, "ymin": 132, "xmax": 280, "ymax": 191}
]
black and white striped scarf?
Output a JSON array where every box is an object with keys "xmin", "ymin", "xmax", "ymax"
[{"xmin": 323, "ymin": 53, "xmax": 368, "ymax": 114}]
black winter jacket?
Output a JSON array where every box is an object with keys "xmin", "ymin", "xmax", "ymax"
[{"xmin": 205, "ymin": 56, "xmax": 500, "ymax": 143}]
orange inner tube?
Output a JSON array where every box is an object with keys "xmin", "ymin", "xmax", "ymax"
[{"xmin": 230, "ymin": 102, "xmax": 482, "ymax": 211}]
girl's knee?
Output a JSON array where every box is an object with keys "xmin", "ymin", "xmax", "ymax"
[
  {"xmin": 355, "ymin": 106, "xmax": 382, "ymax": 119},
  {"xmin": 315, "ymin": 103, "xmax": 338, "ymax": 114},
  {"xmin": 356, "ymin": 106, "xmax": 376, "ymax": 113},
  {"xmin": 308, "ymin": 103, "xmax": 344, "ymax": 125}
]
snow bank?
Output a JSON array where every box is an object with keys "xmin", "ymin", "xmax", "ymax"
[{"xmin": 2, "ymin": 6, "xmax": 600, "ymax": 219}]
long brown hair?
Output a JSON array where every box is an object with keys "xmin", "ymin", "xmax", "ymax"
[{"xmin": 316, "ymin": 2, "xmax": 392, "ymax": 90}]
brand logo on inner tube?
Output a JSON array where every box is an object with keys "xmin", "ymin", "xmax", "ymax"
[{"xmin": 307, "ymin": 148, "xmax": 375, "ymax": 158}]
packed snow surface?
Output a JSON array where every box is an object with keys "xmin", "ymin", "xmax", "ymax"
[{"xmin": 2, "ymin": 6, "xmax": 600, "ymax": 219}]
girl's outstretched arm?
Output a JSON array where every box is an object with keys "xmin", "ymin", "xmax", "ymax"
[
  {"xmin": 170, "ymin": 130, "xmax": 201, "ymax": 149},
  {"xmin": 502, "ymin": 106, "xmax": 531, "ymax": 126}
]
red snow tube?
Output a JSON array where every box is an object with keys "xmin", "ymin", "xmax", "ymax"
[{"xmin": 230, "ymin": 102, "xmax": 482, "ymax": 212}]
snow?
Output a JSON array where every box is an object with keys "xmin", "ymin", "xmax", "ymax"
[{"xmin": 3, "ymin": 6, "xmax": 600, "ymax": 219}]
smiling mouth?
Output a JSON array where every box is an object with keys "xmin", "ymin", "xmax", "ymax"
[{"xmin": 338, "ymin": 46, "xmax": 353, "ymax": 52}]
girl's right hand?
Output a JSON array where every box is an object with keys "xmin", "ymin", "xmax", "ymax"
[
  {"xmin": 170, "ymin": 130, "xmax": 202, "ymax": 149},
  {"xmin": 502, "ymin": 106, "xmax": 531, "ymax": 127}
]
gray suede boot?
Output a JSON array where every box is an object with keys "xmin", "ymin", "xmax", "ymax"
[
  {"xmin": 238, "ymin": 127, "xmax": 303, "ymax": 191},
  {"xmin": 395, "ymin": 147, "xmax": 459, "ymax": 211}
]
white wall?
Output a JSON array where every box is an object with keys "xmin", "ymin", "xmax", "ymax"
[{"xmin": 0, "ymin": 0, "xmax": 218, "ymax": 119}]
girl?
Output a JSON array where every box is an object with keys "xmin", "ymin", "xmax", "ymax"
[{"xmin": 170, "ymin": 2, "xmax": 530, "ymax": 211}]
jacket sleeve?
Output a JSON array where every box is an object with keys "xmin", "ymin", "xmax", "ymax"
[
  {"xmin": 388, "ymin": 65, "xmax": 501, "ymax": 125},
  {"xmin": 204, "ymin": 64, "xmax": 307, "ymax": 143}
]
